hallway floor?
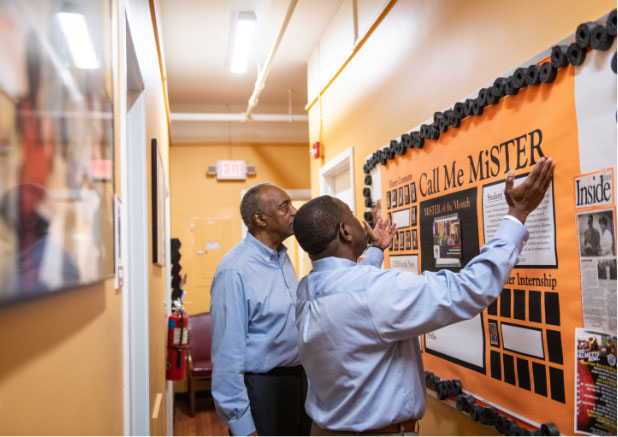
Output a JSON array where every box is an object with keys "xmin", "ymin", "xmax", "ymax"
[{"xmin": 174, "ymin": 392, "xmax": 227, "ymax": 436}]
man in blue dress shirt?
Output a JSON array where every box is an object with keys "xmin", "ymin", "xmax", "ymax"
[
  {"xmin": 210, "ymin": 182, "xmax": 396, "ymax": 435},
  {"xmin": 293, "ymin": 158, "xmax": 554, "ymax": 435}
]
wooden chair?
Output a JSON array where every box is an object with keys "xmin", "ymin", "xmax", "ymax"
[{"xmin": 187, "ymin": 312, "xmax": 214, "ymax": 416}]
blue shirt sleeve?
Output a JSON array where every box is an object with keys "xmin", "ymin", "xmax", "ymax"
[
  {"xmin": 368, "ymin": 218, "xmax": 528, "ymax": 342},
  {"xmin": 359, "ymin": 246, "xmax": 384, "ymax": 267},
  {"xmin": 210, "ymin": 268, "xmax": 256, "ymax": 436}
]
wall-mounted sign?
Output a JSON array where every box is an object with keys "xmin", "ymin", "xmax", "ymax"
[{"xmin": 216, "ymin": 160, "xmax": 246, "ymax": 180}]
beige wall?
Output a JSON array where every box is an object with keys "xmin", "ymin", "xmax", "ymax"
[
  {"xmin": 170, "ymin": 142, "xmax": 310, "ymax": 316},
  {"xmin": 0, "ymin": 0, "xmax": 171, "ymax": 434},
  {"xmin": 306, "ymin": 0, "xmax": 614, "ymax": 435}
]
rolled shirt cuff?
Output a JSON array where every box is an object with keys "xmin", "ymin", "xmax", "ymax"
[
  {"xmin": 495, "ymin": 216, "xmax": 529, "ymax": 253},
  {"xmin": 228, "ymin": 409, "xmax": 256, "ymax": 436}
]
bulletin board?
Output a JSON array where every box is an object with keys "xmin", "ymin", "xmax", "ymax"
[{"xmin": 362, "ymin": 13, "xmax": 616, "ymax": 436}]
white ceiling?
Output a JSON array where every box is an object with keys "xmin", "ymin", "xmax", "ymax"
[{"xmin": 158, "ymin": 0, "xmax": 343, "ymax": 143}]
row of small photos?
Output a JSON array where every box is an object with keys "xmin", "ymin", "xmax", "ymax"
[
  {"xmin": 386, "ymin": 182, "xmax": 418, "ymax": 209},
  {"xmin": 391, "ymin": 229, "xmax": 419, "ymax": 251}
]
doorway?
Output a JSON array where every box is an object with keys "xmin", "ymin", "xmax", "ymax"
[{"xmin": 320, "ymin": 146, "xmax": 356, "ymax": 214}]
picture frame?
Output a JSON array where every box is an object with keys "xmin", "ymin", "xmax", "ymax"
[
  {"xmin": 410, "ymin": 182, "xmax": 417, "ymax": 203},
  {"xmin": 0, "ymin": 0, "xmax": 115, "ymax": 304},
  {"xmin": 152, "ymin": 139, "xmax": 166, "ymax": 265}
]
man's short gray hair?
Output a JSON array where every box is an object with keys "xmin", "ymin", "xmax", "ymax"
[{"xmin": 240, "ymin": 183, "xmax": 273, "ymax": 231}]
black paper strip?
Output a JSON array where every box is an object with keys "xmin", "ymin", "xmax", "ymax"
[
  {"xmin": 420, "ymin": 124, "xmax": 431, "ymax": 140},
  {"xmin": 500, "ymin": 288, "xmax": 511, "ymax": 318},
  {"xmin": 546, "ymin": 329, "xmax": 563, "ymax": 365},
  {"xmin": 364, "ymin": 175, "xmax": 372, "ymax": 185},
  {"xmin": 608, "ymin": 9, "xmax": 617, "ymax": 36},
  {"xmin": 567, "ymin": 42, "xmax": 587, "ymax": 66},
  {"xmin": 362, "ymin": 187, "xmax": 371, "ymax": 197},
  {"xmin": 540, "ymin": 61, "xmax": 558, "ymax": 83},
  {"xmin": 490, "ymin": 350, "xmax": 502, "ymax": 380},
  {"xmin": 576, "ymin": 22, "xmax": 597, "ymax": 48},
  {"xmin": 503, "ymin": 353, "xmax": 516, "ymax": 385},
  {"xmin": 504, "ymin": 77, "xmax": 519, "ymax": 96},
  {"xmin": 465, "ymin": 98, "xmax": 475, "ymax": 116},
  {"xmin": 532, "ymin": 362, "xmax": 548, "ymax": 397},
  {"xmin": 544, "ymin": 292, "xmax": 560, "ymax": 326},
  {"xmin": 551, "ymin": 45, "xmax": 569, "ymax": 68},
  {"xmin": 472, "ymin": 99, "xmax": 484, "ymax": 116},
  {"xmin": 591, "ymin": 24, "xmax": 613, "ymax": 51},
  {"xmin": 549, "ymin": 367, "xmax": 565, "ymax": 403},
  {"xmin": 478, "ymin": 88, "xmax": 489, "ymax": 106},
  {"xmin": 529, "ymin": 290, "xmax": 542, "ymax": 323},
  {"xmin": 526, "ymin": 64, "xmax": 541, "ymax": 86},
  {"xmin": 364, "ymin": 197, "xmax": 372, "ymax": 207},
  {"xmin": 510, "ymin": 67, "xmax": 527, "ymax": 89},
  {"xmin": 401, "ymin": 133, "xmax": 412, "ymax": 150},
  {"xmin": 411, "ymin": 132, "xmax": 424, "ymax": 148},
  {"xmin": 447, "ymin": 110, "xmax": 461, "ymax": 128},
  {"xmin": 514, "ymin": 289, "xmax": 525, "ymax": 320},
  {"xmin": 429, "ymin": 125, "xmax": 440, "ymax": 140},
  {"xmin": 492, "ymin": 77, "xmax": 507, "ymax": 98},
  {"xmin": 517, "ymin": 358, "xmax": 531, "ymax": 391},
  {"xmin": 453, "ymin": 102, "xmax": 466, "ymax": 120}
]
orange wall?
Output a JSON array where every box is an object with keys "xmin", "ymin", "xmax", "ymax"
[
  {"xmin": 0, "ymin": 0, "xmax": 170, "ymax": 434},
  {"xmin": 306, "ymin": 0, "xmax": 615, "ymax": 435},
  {"xmin": 170, "ymin": 142, "xmax": 310, "ymax": 315}
]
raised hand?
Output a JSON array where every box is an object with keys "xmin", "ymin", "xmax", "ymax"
[
  {"xmin": 364, "ymin": 218, "xmax": 397, "ymax": 250},
  {"xmin": 504, "ymin": 157, "xmax": 555, "ymax": 224}
]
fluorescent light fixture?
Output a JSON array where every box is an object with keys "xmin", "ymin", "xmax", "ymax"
[
  {"xmin": 56, "ymin": 11, "xmax": 100, "ymax": 69},
  {"xmin": 230, "ymin": 11, "xmax": 257, "ymax": 74}
]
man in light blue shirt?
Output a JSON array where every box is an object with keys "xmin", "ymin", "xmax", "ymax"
[
  {"xmin": 211, "ymin": 182, "xmax": 396, "ymax": 435},
  {"xmin": 293, "ymin": 158, "xmax": 554, "ymax": 435},
  {"xmin": 210, "ymin": 183, "xmax": 308, "ymax": 436}
]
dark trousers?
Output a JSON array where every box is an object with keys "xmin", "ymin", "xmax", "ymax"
[{"xmin": 244, "ymin": 366, "xmax": 312, "ymax": 436}]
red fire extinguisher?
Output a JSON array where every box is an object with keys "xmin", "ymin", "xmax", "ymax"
[{"xmin": 166, "ymin": 309, "xmax": 188, "ymax": 380}]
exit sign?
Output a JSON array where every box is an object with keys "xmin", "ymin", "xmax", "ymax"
[{"xmin": 216, "ymin": 160, "xmax": 246, "ymax": 180}]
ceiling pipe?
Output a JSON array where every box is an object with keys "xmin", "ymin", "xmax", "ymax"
[
  {"xmin": 244, "ymin": 0, "xmax": 298, "ymax": 121},
  {"xmin": 170, "ymin": 112, "xmax": 308, "ymax": 122}
]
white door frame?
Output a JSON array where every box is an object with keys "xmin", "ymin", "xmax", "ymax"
[
  {"xmin": 122, "ymin": 11, "xmax": 150, "ymax": 436},
  {"xmin": 319, "ymin": 146, "xmax": 356, "ymax": 214}
]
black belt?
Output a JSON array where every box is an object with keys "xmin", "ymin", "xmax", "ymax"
[{"xmin": 246, "ymin": 365, "xmax": 304, "ymax": 377}]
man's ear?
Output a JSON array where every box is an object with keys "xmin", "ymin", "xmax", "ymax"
[
  {"xmin": 338, "ymin": 222, "xmax": 352, "ymax": 242},
  {"xmin": 253, "ymin": 212, "xmax": 267, "ymax": 229}
]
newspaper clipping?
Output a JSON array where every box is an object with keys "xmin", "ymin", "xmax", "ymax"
[{"xmin": 575, "ymin": 170, "xmax": 617, "ymax": 334}]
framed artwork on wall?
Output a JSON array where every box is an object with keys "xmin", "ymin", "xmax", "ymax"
[
  {"xmin": 0, "ymin": 0, "xmax": 114, "ymax": 305},
  {"xmin": 151, "ymin": 139, "xmax": 166, "ymax": 265}
]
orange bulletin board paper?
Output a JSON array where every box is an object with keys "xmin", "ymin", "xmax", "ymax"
[{"xmin": 381, "ymin": 64, "xmax": 584, "ymax": 433}]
